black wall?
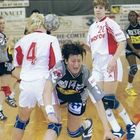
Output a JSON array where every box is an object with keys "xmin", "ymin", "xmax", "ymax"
[{"xmin": 26, "ymin": 0, "xmax": 140, "ymax": 16}]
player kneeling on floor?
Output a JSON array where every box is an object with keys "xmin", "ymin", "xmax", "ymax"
[{"xmin": 43, "ymin": 41, "xmax": 117, "ymax": 140}]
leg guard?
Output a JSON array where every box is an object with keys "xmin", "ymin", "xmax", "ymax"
[
  {"xmin": 48, "ymin": 123, "xmax": 62, "ymax": 136},
  {"xmin": 14, "ymin": 115, "xmax": 29, "ymax": 130},
  {"xmin": 129, "ymin": 64, "xmax": 138, "ymax": 77},
  {"xmin": 1, "ymin": 86, "xmax": 11, "ymax": 96},
  {"xmin": 102, "ymin": 95, "xmax": 119, "ymax": 110},
  {"xmin": 67, "ymin": 126, "xmax": 84, "ymax": 138}
]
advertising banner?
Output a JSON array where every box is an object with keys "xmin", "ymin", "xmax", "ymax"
[
  {"xmin": 0, "ymin": 0, "xmax": 29, "ymax": 8},
  {"xmin": 0, "ymin": 8, "xmax": 26, "ymax": 20},
  {"xmin": 52, "ymin": 15, "xmax": 94, "ymax": 45},
  {"xmin": 111, "ymin": 4, "xmax": 140, "ymax": 30},
  {"xmin": 2, "ymin": 4, "xmax": 140, "ymax": 46}
]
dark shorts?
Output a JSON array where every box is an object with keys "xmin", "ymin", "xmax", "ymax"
[
  {"xmin": 0, "ymin": 61, "xmax": 15, "ymax": 76},
  {"xmin": 60, "ymin": 99, "xmax": 87, "ymax": 116}
]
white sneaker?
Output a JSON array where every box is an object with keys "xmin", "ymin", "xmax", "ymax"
[{"xmin": 82, "ymin": 118, "xmax": 93, "ymax": 140}]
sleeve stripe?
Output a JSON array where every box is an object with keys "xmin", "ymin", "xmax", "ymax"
[
  {"xmin": 48, "ymin": 42, "xmax": 56, "ymax": 70},
  {"xmin": 15, "ymin": 45, "xmax": 24, "ymax": 65}
]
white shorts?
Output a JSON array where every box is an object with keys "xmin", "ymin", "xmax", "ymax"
[
  {"xmin": 91, "ymin": 54, "xmax": 123, "ymax": 82},
  {"xmin": 19, "ymin": 79, "xmax": 58, "ymax": 108}
]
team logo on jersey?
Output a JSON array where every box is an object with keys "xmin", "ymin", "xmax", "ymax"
[
  {"xmin": 56, "ymin": 79, "xmax": 85, "ymax": 95},
  {"xmin": 51, "ymin": 69, "xmax": 62, "ymax": 83},
  {"xmin": 91, "ymin": 25, "xmax": 106, "ymax": 42},
  {"xmin": 53, "ymin": 69, "xmax": 62, "ymax": 77},
  {"xmin": 57, "ymin": 87, "xmax": 78, "ymax": 95},
  {"xmin": 91, "ymin": 33, "xmax": 105, "ymax": 42}
]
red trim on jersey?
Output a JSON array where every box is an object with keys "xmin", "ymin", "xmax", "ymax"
[
  {"xmin": 48, "ymin": 43, "xmax": 56, "ymax": 70},
  {"xmin": 15, "ymin": 46, "xmax": 24, "ymax": 65},
  {"xmin": 106, "ymin": 23, "xmax": 118, "ymax": 54}
]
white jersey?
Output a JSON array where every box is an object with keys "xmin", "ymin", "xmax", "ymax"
[
  {"xmin": 14, "ymin": 32, "xmax": 62, "ymax": 81},
  {"xmin": 87, "ymin": 17, "xmax": 126, "ymax": 58}
]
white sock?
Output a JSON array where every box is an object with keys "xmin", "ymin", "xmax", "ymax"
[
  {"xmin": 119, "ymin": 109, "xmax": 133, "ymax": 125},
  {"xmin": 106, "ymin": 109, "xmax": 121, "ymax": 132},
  {"xmin": 127, "ymin": 83, "xmax": 133, "ymax": 89},
  {"xmin": 0, "ymin": 105, "xmax": 3, "ymax": 111},
  {"xmin": 9, "ymin": 91, "xmax": 15, "ymax": 99}
]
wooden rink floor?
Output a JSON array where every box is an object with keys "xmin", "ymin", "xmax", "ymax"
[{"xmin": 0, "ymin": 56, "xmax": 140, "ymax": 140}]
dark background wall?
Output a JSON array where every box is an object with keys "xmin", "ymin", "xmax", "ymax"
[
  {"xmin": 26, "ymin": 0, "xmax": 140, "ymax": 16},
  {"xmin": 26, "ymin": 0, "xmax": 93, "ymax": 16}
]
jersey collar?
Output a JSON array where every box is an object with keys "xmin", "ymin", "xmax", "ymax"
[{"xmin": 99, "ymin": 16, "xmax": 107, "ymax": 22}]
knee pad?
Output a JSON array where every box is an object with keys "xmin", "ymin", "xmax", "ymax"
[
  {"xmin": 129, "ymin": 64, "xmax": 138, "ymax": 76},
  {"xmin": 48, "ymin": 123, "xmax": 62, "ymax": 136},
  {"xmin": 14, "ymin": 115, "xmax": 29, "ymax": 130},
  {"xmin": 1, "ymin": 86, "xmax": 11, "ymax": 96},
  {"xmin": 67, "ymin": 126, "xmax": 84, "ymax": 138},
  {"xmin": 102, "ymin": 95, "xmax": 119, "ymax": 110}
]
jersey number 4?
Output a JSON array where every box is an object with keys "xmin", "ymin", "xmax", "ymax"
[{"xmin": 27, "ymin": 42, "xmax": 36, "ymax": 64}]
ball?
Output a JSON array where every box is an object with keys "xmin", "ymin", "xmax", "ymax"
[{"xmin": 45, "ymin": 14, "xmax": 60, "ymax": 31}]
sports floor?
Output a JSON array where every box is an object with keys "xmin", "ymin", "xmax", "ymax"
[{"xmin": 0, "ymin": 56, "xmax": 140, "ymax": 140}]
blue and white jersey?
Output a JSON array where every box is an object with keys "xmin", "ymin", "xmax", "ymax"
[
  {"xmin": 46, "ymin": 60, "xmax": 104, "ymax": 103},
  {"xmin": 125, "ymin": 23, "xmax": 140, "ymax": 51}
]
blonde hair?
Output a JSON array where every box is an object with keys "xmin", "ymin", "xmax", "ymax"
[
  {"xmin": 26, "ymin": 13, "xmax": 46, "ymax": 33},
  {"xmin": 93, "ymin": 0, "xmax": 109, "ymax": 9}
]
